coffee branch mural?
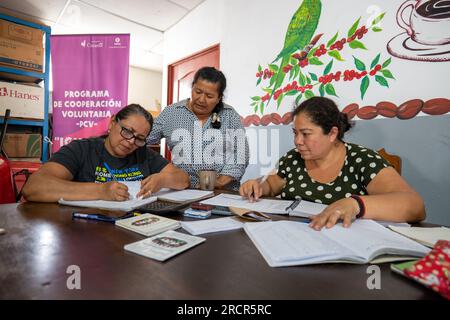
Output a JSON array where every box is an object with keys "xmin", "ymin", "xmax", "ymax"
[
  {"xmin": 243, "ymin": 0, "xmax": 450, "ymax": 127},
  {"xmin": 250, "ymin": 0, "xmax": 391, "ymax": 114}
]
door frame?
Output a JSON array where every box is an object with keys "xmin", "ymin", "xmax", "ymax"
[{"xmin": 167, "ymin": 44, "xmax": 220, "ymax": 105}]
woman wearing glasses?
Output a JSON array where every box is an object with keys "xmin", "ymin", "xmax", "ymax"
[{"xmin": 22, "ymin": 104, "xmax": 190, "ymax": 202}]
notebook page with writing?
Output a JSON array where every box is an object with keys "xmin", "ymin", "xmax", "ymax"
[
  {"xmin": 290, "ymin": 201, "xmax": 327, "ymax": 217},
  {"xmin": 244, "ymin": 221, "xmax": 358, "ymax": 267},
  {"xmin": 322, "ymin": 220, "xmax": 430, "ymax": 262},
  {"xmin": 201, "ymin": 194, "xmax": 293, "ymax": 214},
  {"xmin": 121, "ymin": 181, "xmax": 141, "ymax": 199}
]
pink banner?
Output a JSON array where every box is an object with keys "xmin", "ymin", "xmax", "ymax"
[{"xmin": 50, "ymin": 34, "xmax": 130, "ymax": 153}]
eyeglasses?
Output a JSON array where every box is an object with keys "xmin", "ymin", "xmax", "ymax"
[{"xmin": 116, "ymin": 120, "xmax": 147, "ymax": 147}]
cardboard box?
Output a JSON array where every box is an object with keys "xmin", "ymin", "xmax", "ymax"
[
  {"xmin": 3, "ymin": 133, "xmax": 42, "ymax": 158},
  {"xmin": 0, "ymin": 80, "xmax": 44, "ymax": 119},
  {"xmin": 0, "ymin": 19, "xmax": 44, "ymax": 72}
]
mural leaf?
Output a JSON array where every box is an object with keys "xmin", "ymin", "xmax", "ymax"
[
  {"xmin": 319, "ymin": 83, "xmax": 325, "ymax": 97},
  {"xmin": 285, "ymin": 90, "xmax": 297, "ymax": 96},
  {"xmin": 372, "ymin": 27, "xmax": 382, "ymax": 32},
  {"xmin": 347, "ymin": 16, "xmax": 361, "ymax": 37},
  {"xmin": 276, "ymin": 93, "xmax": 284, "ymax": 109},
  {"xmin": 269, "ymin": 74, "xmax": 277, "ymax": 86},
  {"xmin": 254, "ymin": 104, "xmax": 258, "ymax": 113},
  {"xmin": 381, "ymin": 69, "xmax": 395, "ymax": 79},
  {"xmin": 295, "ymin": 93, "xmax": 303, "ymax": 105},
  {"xmin": 360, "ymin": 76, "xmax": 370, "ymax": 99},
  {"xmin": 309, "ymin": 72, "xmax": 318, "ymax": 81},
  {"xmin": 327, "ymin": 32, "xmax": 339, "ymax": 48},
  {"xmin": 293, "ymin": 64, "xmax": 300, "ymax": 80},
  {"xmin": 305, "ymin": 90, "xmax": 315, "ymax": 99},
  {"xmin": 299, "ymin": 71, "xmax": 306, "ymax": 86},
  {"xmin": 353, "ymin": 56, "xmax": 366, "ymax": 71},
  {"xmin": 375, "ymin": 75, "xmax": 389, "ymax": 87},
  {"xmin": 259, "ymin": 101, "xmax": 264, "ymax": 114},
  {"xmin": 325, "ymin": 83, "xmax": 338, "ymax": 97},
  {"xmin": 328, "ymin": 50, "xmax": 344, "ymax": 61},
  {"xmin": 256, "ymin": 77, "xmax": 262, "ymax": 86},
  {"xmin": 370, "ymin": 53, "xmax": 381, "ymax": 69},
  {"xmin": 308, "ymin": 47, "xmax": 318, "ymax": 58},
  {"xmin": 258, "ymin": 64, "xmax": 262, "ymax": 73},
  {"xmin": 263, "ymin": 87, "xmax": 273, "ymax": 94},
  {"xmin": 309, "ymin": 57, "xmax": 324, "ymax": 65},
  {"xmin": 251, "ymin": 96, "xmax": 261, "ymax": 101},
  {"xmin": 268, "ymin": 64, "xmax": 279, "ymax": 72},
  {"xmin": 323, "ymin": 60, "xmax": 333, "ymax": 75},
  {"xmin": 382, "ymin": 57, "xmax": 392, "ymax": 68},
  {"xmin": 349, "ymin": 40, "xmax": 367, "ymax": 50},
  {"xmin": 306, "ymin": 76, "xmax": 311, "ymax": 84},
  {"xmin": 371, "ymin": 12, "xmax": 385, "ymax": 26}
]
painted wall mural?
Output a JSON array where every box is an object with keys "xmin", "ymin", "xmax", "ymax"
[{"xmin": 242, "ymin": 0, "xmax": 450, "ymax": 127}]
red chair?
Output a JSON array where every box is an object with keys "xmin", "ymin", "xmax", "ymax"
[{"xmin": 0, "ymin": 109, "xmax": 16, "ymax": 204}]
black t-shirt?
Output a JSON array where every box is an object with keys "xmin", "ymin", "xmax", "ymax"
[{"xmin": 50, "ymin": 137, "xmax": 169, "ymax": 183}]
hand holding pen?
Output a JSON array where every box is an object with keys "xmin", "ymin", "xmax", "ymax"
[
  {"xmin": 102, "ymin": 162, "xmax": 130, "ymax": 201},
  {"xmin": 239, "ymin": 175, "xmax": 267, "ymax": 202}
]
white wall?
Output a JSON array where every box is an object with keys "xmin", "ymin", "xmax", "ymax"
[
  {"xmin": 162, "ymin": 0, "xmax": 450, "ymax": 225},
  {"xmin": 162, "ymin": 0, "xmax": 224, "ymax": 107},
  {"xmin": 128, "ymin": 66, "xmax": 162, "ymax": 112}
]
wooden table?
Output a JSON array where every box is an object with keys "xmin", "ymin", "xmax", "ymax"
[{"xmin": 0, "ymin": 202, "xmax": 442, "ymax": 300}]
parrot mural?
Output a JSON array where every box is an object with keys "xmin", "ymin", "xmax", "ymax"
[{"xmin": 269, "ymin": 0, "xmax": 322, "ymax": 105}]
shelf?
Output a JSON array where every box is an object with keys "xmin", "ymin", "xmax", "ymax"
[
  {"xmin": 0, "ymin": 66, "xmax": 45, "ymax": 81},
  {"xmin": 0, "ymin": 117, "xmax": 44, "ymax": 127},
  {"xmin": 0, "ymin": 12, "xmax": 51, "ymax": 162}
]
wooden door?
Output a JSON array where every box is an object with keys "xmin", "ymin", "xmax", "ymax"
[
  {"xmin": 167, "ymin": 44, "xmax": 220, "ymax": 105},
  {"xmin": 164, "ymin": 44, "xmax": 220, "ymax": 159}
]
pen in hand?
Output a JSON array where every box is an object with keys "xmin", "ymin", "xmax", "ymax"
[{"xmin": 103, "ymin": 162, "xmax": 118, "ymax": 182}]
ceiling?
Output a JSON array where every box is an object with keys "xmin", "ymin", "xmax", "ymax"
[{"xmin": 0, "ymin": 0, "xmax": 205, "ymax": 72}]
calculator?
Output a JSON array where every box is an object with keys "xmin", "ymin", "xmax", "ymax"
[{"xmin": 137, "ymin": 199, "xmax": 190, "ymax": 215}]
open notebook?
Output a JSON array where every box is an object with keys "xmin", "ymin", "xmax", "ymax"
[
  {"xmin": 244, "ymin": 219, "xmax": 430, "ymax": 267},
  {"xmin": 200, "ymin": 193, "xmax": 326, "ymax": 217},
  {"xmin": 58, "ymin": 189, "xmax": 214, "ymax": 212}
]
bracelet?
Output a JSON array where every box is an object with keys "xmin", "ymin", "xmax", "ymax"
[{"xmin": 350, "ymin": 195, "xmax": 366, "ymax": 219}]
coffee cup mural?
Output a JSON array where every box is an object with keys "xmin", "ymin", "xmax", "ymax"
[
  {"xmin": 397, "ymin": 0, "xmax": 450, "ymax": 45},
  {"xmin": 388, "ymin": 0, "xmax": 450, "ymax": 61}
]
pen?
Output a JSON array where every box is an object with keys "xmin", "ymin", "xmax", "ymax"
[
  {"xmin": 103, "ymin": 162, "xmax": 118, "ymax": 182},
  {"xmin": 286, "ymin": 198, "xmax": 301, "ymax": 215},
  {"xmin": 72, "ymin": 212, "xmax": 117, "ymax": 223}
]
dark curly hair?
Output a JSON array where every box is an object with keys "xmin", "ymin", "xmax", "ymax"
[{"xmin": 292, "ymin": 97, "xmax": 353, "ymax": 141}]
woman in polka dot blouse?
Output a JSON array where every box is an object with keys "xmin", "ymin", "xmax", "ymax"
[{"xmin": 240, "ymin": 97, "xmax": 425, "ymax": 230}]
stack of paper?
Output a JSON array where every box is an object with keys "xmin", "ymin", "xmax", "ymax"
[
  {"xmin": 181, "ymin": 217, "xmax": 244, "ymax": 235},
  {"xmin": 388, "ymin": 225, "xmax": 450, "ymax": 248},
  {"xmin": 124, "ymin": 230, "xmax": 206, "ymax": 261},
  {"xmin": 115, "ymin": 213, "xmax": 180, "ymax": 237}
]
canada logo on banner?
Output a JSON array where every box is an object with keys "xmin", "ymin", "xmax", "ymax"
[{"xmin": 50, "ymin": 34, "xmax": 130, "ymax": 153}]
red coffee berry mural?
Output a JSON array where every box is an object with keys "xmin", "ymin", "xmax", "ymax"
[{"xmin": 243, "ymin": 0, "xmax": 450, "ymax": 127}]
